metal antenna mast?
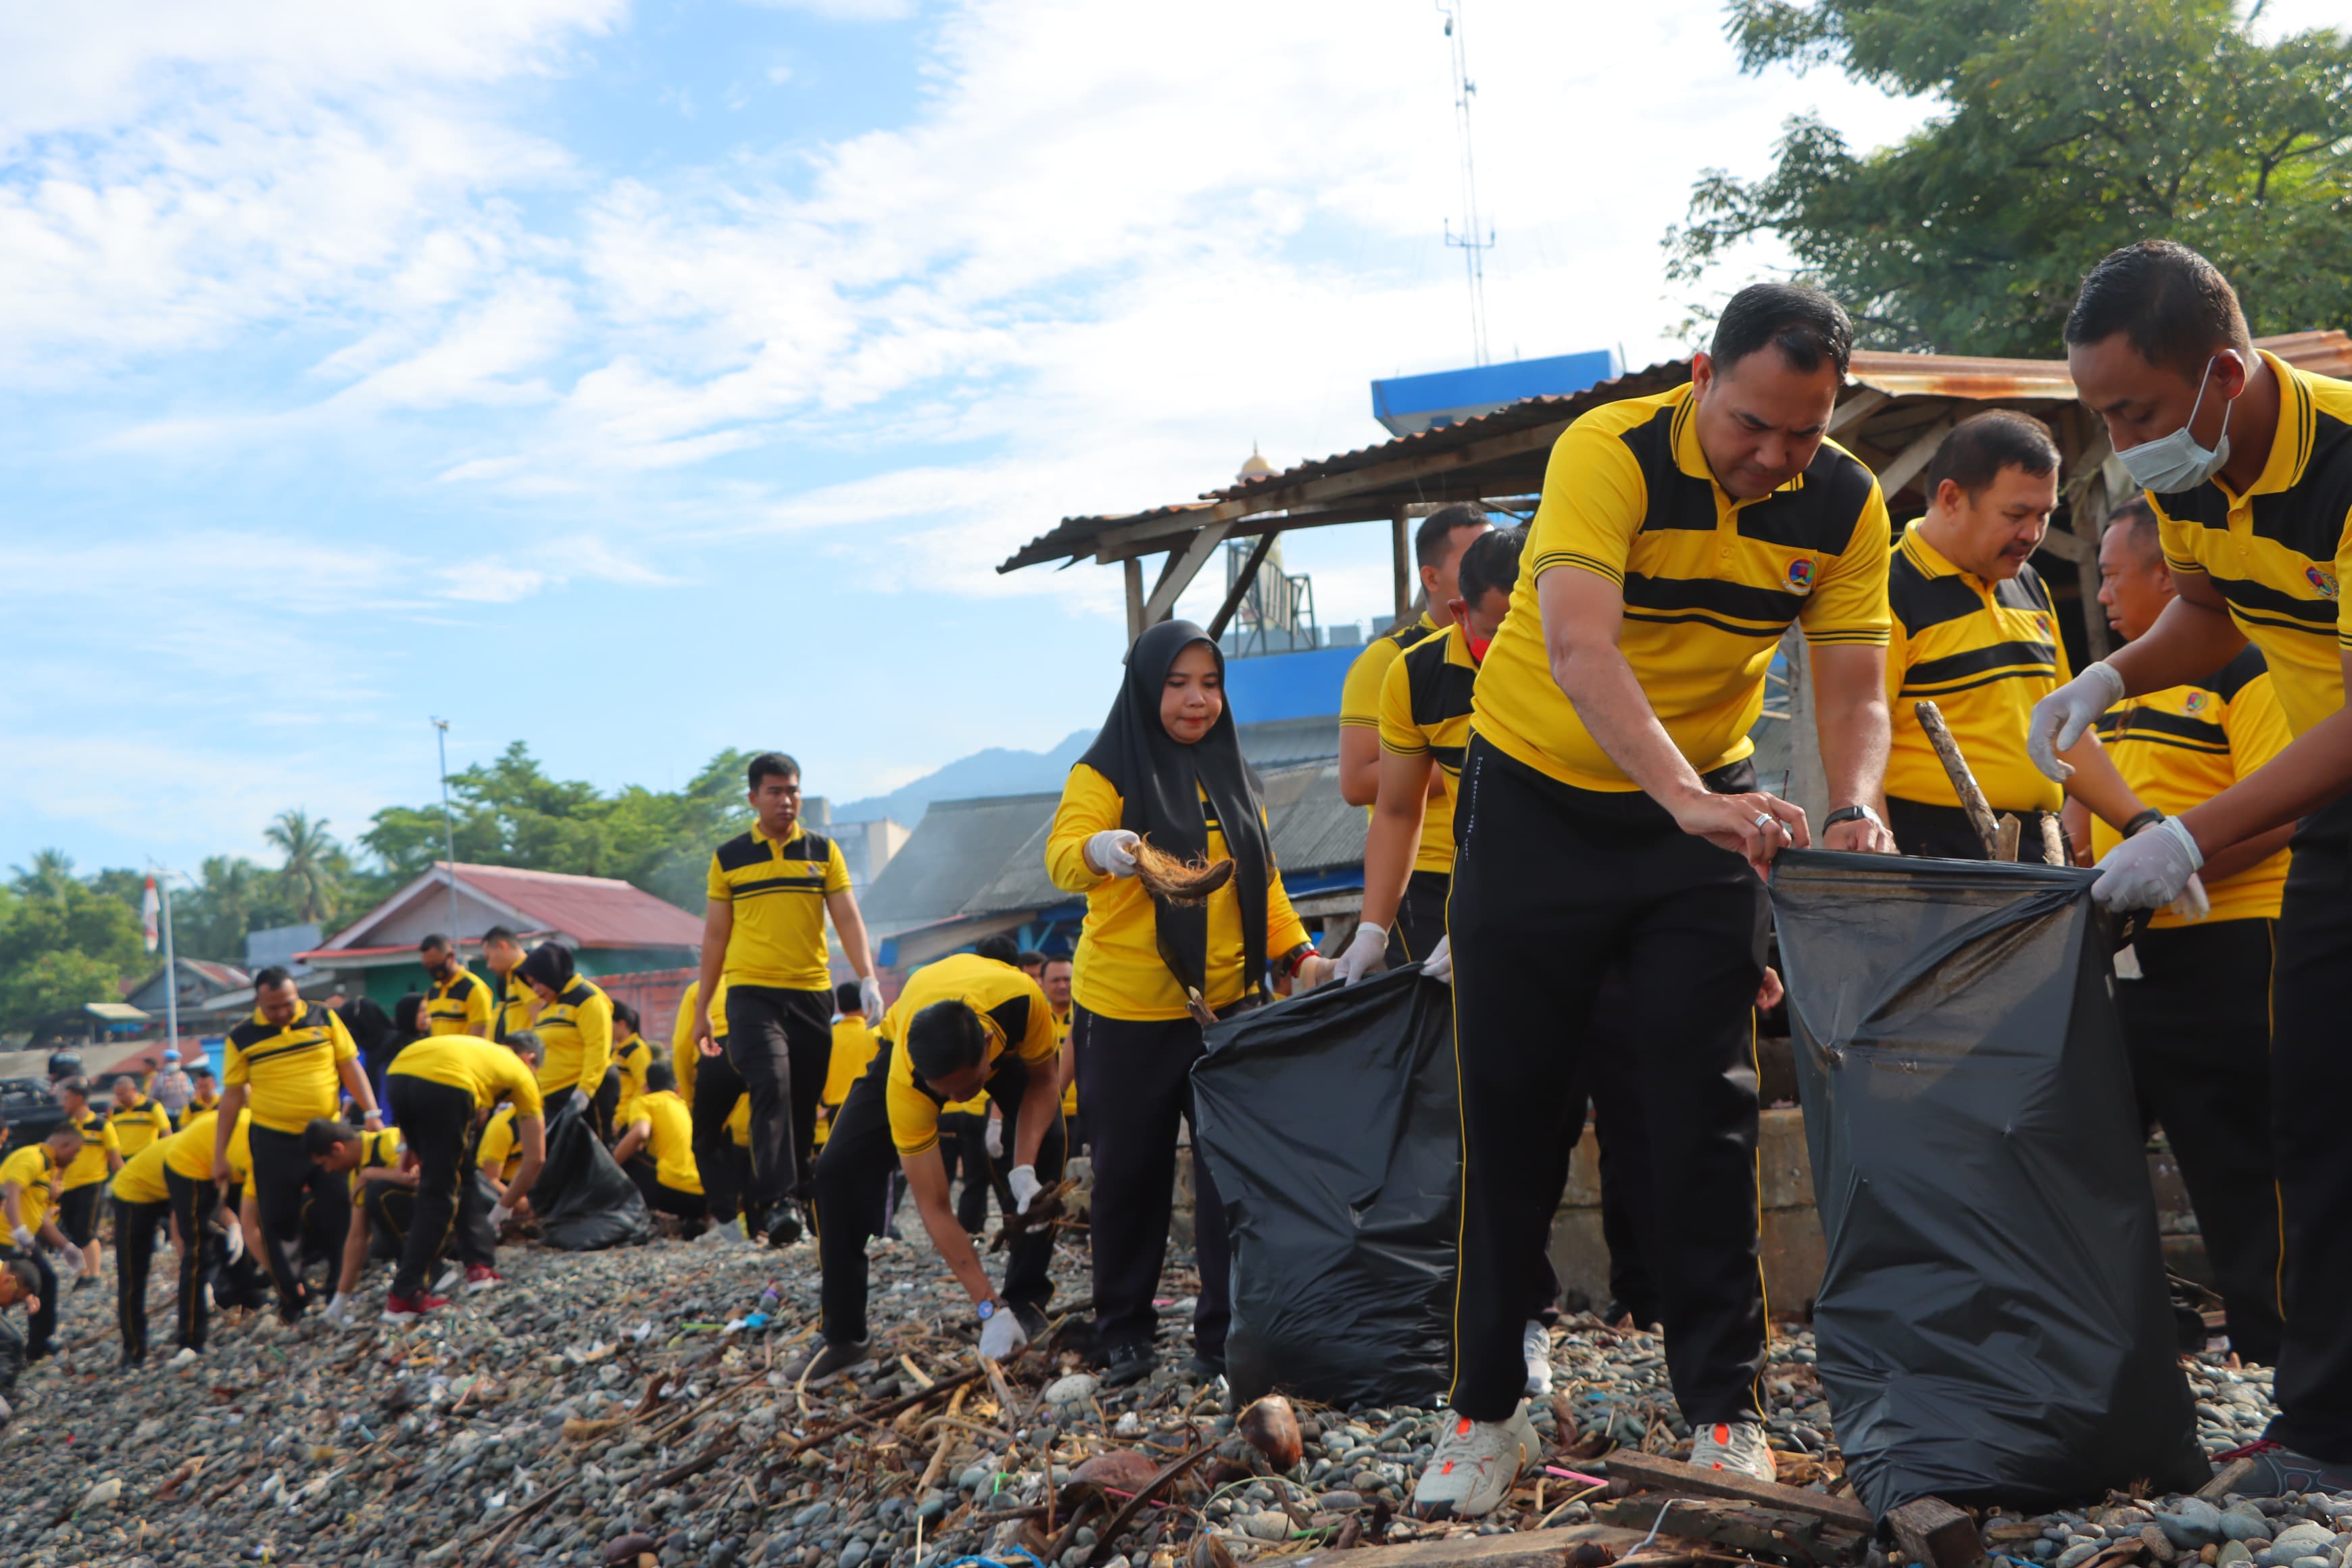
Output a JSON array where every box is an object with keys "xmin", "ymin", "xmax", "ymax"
[{"xmin": 1438, "ymin": 0, "xmax": 1494, "ymax": 366}]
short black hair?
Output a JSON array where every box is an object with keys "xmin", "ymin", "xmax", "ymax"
[
  {"xmin": 1042, "ymin": 954, "xmax": 1073, "ymax": 972},
  {"xmin": 1413, "ymin": 504, "xmax": 1490, "ymax": 569},
  {"xmin": 1, "ymin": 1258, "xmax": 36, "ymax": 1300},
  {"xmin": 302, "ymin": 1117, "xmax": 362, "ymax": 1159},
  {"xmin": 191, "ymin": 1064, "xmax": 217, "ymax": 1081},
  {"xmin": 1016, "ymin": 950, "xmax": 1046, "ymax": 972},
  {"xmin": 1710, "ymin": 282, "xmax": 1853, "ymax": 376},
  {"xmin": 611, "ymin": 1000, "xmax": 640, "ymax": 1032},
  {"xmin": 1456, "ymin": 526, "xmax": 1526, "ymax": 608},
  {"xmin": 483, "ymin": 925, "xmax": 518, "ymax": 947},
  {"xmin": 905, "ymin": 1000, "xmax": 987, "ymax": 1084},
  {"xmin": 973, "ymin": 933, "xmax": 1021, "ymax": 966},
  {"xmin": 506, "ymin": 1028, "xmax": 545, "ymax": 1062},
  {"xmin": 1924, "ymin": 411, "xmax": 2061, "ymax": 500},
  {"xmin": 645, "ymin": 1061, "xmax": 677, "ymax": 1094},
  {"xmin": 2109, "ymin": 495, "xmax": 2165, "ymax": 558},
  {"xmin": 419, "ymin": 934, "xmax": 451, "ymax": 954},
  {"xmin": 834, "ymin": 979, "xmax": 864, "ymax": 1012},
  {"xmin": 253, "ymin": 966, "xmax": 294, "ymax": 991},
  {"xmin": 2065, "ymin": 240, "xmax": 2252, "ymax": 381},
  {"xmin": 748, "ymin": 752, "xmax": 801, "ymax": 791},
  {"xmin": 55, "ymin": 1077, "xmax": 89, "ymax": 1102}
]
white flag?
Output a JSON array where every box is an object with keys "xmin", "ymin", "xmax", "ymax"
[{"xmin": 142, "ymin": 877, "xmax": 161, "ymax": 953}]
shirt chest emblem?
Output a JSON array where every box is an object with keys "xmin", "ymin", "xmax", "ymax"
[
  {"xmin": 2183, "ymin": 691, "xmax": 2211, "ymax": 716},
  {"xmin": 1785, "ymin": 558, "xmax": 1815, "ymax": 594},
  {"xmin": 2307, "ymin": 566, "xmax": 2339, "ymax": 601}
]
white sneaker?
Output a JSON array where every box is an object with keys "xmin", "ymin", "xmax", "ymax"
[
  {"xmin": 1523, "ymin": 1320, "xmax": 1553, "ymax": 1398},
  {"xmin": 168, "ymin": 1347, "xmax": 199, "ymax": 1369},
  {"xmin": 1412, "ymin": 1404, "xmax": 1540, "ymax": 1519},
  {"xmin": 1689, "ymin": 1420, "xmax": 1776, "ymax": 1481},
  {"xmin": 433, "ymin": 1263, "xmax": 464, "ymax": 1296}
]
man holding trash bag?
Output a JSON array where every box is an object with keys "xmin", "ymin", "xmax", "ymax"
[
  {"xmin": 2036, "ymin": 239, "xmax": 2352, "ymax": 1493},
  {"xmin": 1421, "ymin": 283, "xmax": 1898, "ymax": 1519}
]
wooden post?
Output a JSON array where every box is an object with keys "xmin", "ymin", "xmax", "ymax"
[
  {"xmin": 1392, "ymin": 506, "xmax": 1413, "ymax": 629},
  {"xmin": 1778, "ymin": 627, "xmax": 1830, "ymax": 828},
  {"xmin": 1123, "ymin": 558, "xmax": 1144, "ymax": 645},
  {"xmin": 1915, "ymin": 700, "xmax": 2002, "ymax": 858}
]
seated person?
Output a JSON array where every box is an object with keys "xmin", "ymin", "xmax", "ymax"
[{"xmin": 614, "ymin": 1063, "xmax": 707, "ymax": 1233}]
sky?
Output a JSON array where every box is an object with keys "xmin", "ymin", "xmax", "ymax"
[{"xmin": 3, "ymin": 0, "xmax": 2334, "ymax": 881}]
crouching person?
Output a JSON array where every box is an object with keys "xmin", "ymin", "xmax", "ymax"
[
  {"xmin": 614, "ymin": 1062, "xmax": 708, "ymax": 1234},
  {"xmin": 1, "ymin": 1128, "xmax": 88, "ymax": 1364},
  {"xmin": 791, "ymin": 952, "xmax": 1067, "ymax": 1382}
]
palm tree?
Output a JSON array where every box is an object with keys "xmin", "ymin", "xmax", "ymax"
[
  {"xmin": 9, "ymin": 848, "xmax": 78, "ymax": 902},
  {"xmin": 266, "ymin": 810, "xmax": 343, "ymax": 924}
]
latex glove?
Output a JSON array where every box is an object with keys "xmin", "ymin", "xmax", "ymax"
[
  {"xmin": 1421, "ymin": 934, "xmax": 1452, "ymax": 985},
  {"xmin": 2092, "ymin": 814, "xmax": 2204, "ymax": 910},
  {"xmin": 224, "ymin": 1224, "xmax": 244, "ymax": 1264},
  {"xmin": 2028, "ymin": 662, "xmax": 2126, "ymax": 781},
  {"xmin": 490, "ymin": 1203, "xmax": 515, "ymax": 1230},
  {"xmin": 983, "ymin": 1116, "xmax": 1004, "ymax": 1160},
  {"xmin": 1333, "ymin": 923, "xmax": 1388, "ymax": 987},
  {"xmin": 859, "ymin": 975, "xmax": 886, "ymax": 1025},
  {"xmin": 2169, "ymin": 873, "xmax": 2213, "ymax": 925},
  {"xmin": 9, "ymin": 1225, "xmax": 31, "ymax": 1251},
  {"xmin": 1087, "ymin": 829, "xmax": 1141, "ymax": 878},
  {"xmin": 979, "ymin": 1306, "xmax": 1029, "ymax": 1361},
  {"xmin": 322, "ymin": 1296, "xmax": 358, "ymax": 1330},
  {"xmin": 1007, "ymin": 1165, "xmax": 1042, "ymax": 1215}
]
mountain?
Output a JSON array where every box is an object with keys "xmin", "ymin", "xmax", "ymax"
[{"xmin": 829, "ymin": 729, "xmax": 1093, "ymax": 825}]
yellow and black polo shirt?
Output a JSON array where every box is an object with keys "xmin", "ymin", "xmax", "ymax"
[
  {"xmin": 1378, "ymin": 622, "xmax": 1478, "ymax": 874},
  {"xmin": 2090, "ymin": 647, "xmax": 2293, "ymax": 927},
  {"xmin": 1344, "ymin": 612, "xmax": 1455, "ymax": 868},
  {"xmin": 2152, "ymin": 351, "xmax": 2352, "ymax": 741},
  {"xmin": 110, "ymin": 1097, "xmax": 172, "ymax": 1160},
  {"xmin": 1884, "ymin": 520, "xmax": 2072, "ymax": 815},
  {"xmin": 478, "ymin": 1107, "xmax": 522, "ymax": 1183},
  {"xmin": 1, "ymin": 1145, "xmax": 59, "ymax": 1233},
  {"xmin": 62, "ymin": 1108, "xmax": 118, "ymax": 1190},
  {"xmin": 1473, "ymin": 381, "xmax": 1892, "ymax": 791},
  {"xmin": 877, "ymin": 953, "xmax": 1060, "ymax": 1157},
  {"xmin": 226, "ymin": 1000, "xmax": 359, "ymax": 1135},
  {"xmin": 531, "ymin": 979, "xmax": 613, "ymax": 1099},
  {"xmin": 111, "ymin": 1138, "xmax": 173, "ymax": 1207},
  {"xmin": 349, "ymin": 1127, "xmax": 405, "ymax": 1198},
  {"xmin": 492, "ymin": 967, "xmax": 535, "ymax": 1044},
  {"xmin": 164, "ymin": 1110, "xmax": 251, "ymax": 1186},
  {"xmin": 176, "ymin": 1089, "xmax": 220, "ymax": 1130},
  {"xmin": 426, "ymin": 969, "xmax": 496, "ymax": 1037},
  {"xmin": 613, "ymin": 1033, "xmax": 651, "ymax": 1106},
  {"xmin": 390, "ymin": 1034, "xmax": 546, "ymax": 1117},
  {"xmin": 1056, "ymin": 1006, "xmax": 1075, "ymax": 1119},
  {"xmin": 706, "ymin": 823, "xmax": 852, "ymax": 991}
]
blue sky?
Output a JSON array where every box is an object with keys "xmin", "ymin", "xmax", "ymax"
[{"xmin": 4, "ymin": 0, "xmax": 2332, "ymax": 880}]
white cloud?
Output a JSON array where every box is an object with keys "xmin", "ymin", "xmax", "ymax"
[{"xmin": 743, "ymin": 0, "xmax": 914, "ymax": 18}]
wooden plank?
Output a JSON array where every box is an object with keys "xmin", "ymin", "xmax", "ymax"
[
  {"xmin": 1876, "ymin": 416, "xmax": 1957, "ymax": 497},
  {"xmin": 1122, "ymin": 558, "xmax": 1144, "ymax": 643},
  {"xmin": 1288, "ymin": 1523, "xmax": 1658, "ymax": 1568},
  {"xmin": 2197, "ymin": 1456, "xmax": 2259, "ymax": 1502},
  {"xmin": 1828, "ymin": 387, "xmax": 1891, "ymax": 436},
  {"xmin": 1394, "ymin": 508, "xmax": 1413, "ymax": 625},
  {"xmin": 1887, "ymin": 1496, "xmax": 1986, "ymax": 1568},
  {"xmin": 1206, "ymin": 532, "xmax": 1279, "ymax": 641},
  {"xmin": 1995, "ymin": 814, "xmax": 2022, "ymax": 862},
  {"xmin": 1601, "ymin": 1452, "xmax": 1875, "ymax": 1532},
  {"xmin": 1140, "ymin": 520, "xmax": 1233, "ymax": 627}
]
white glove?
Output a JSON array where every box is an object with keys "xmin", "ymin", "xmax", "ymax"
[
  {"xmin": 859, "ymin": 975, "xmax": 886, "ymax": 1025},
  {"xmin": 2092, "ymin": 815, "xmax": 2205, "ymax": 910},
  {"xmin": 322, "ymin": 1296, "xmax": 358, "ymax": 1330},
  {"xmin": 1006, "ymin": 1165, "xmax": 1041, "ymax": 1215},
  {"xmin": 979, "ymin": 1306, "xmax": 1029, "ymax": 1361},
  {"xmin": 2169, "ymin": 874, "xmax": 2213, "ymax": 924},
  {"xmin": 2028, "ymin": 662, "xmax": 2126, "ymax": 781},
  {"xmin": 224, "ymin": 1224, "xmax": 244, "ymax": 1264},
  {"xmin": 490, "ymin": 1203, "xmax": 515, "ymax": 1229},
  {"xmin": 1421, "ymin": 934, "xmax": 1452, "ymax": 985},
  {"xmin": 9, "ymin": 1226, "xmax": 31, "ymax": 1251},
  {"xmin": 1333, "ymin": 923, "xmax": 1388, "ymax": 987},
  {"xmin": 983, "ymin": 1117, "xmax": 1004, "ymax": 1159},
  {"xmin": 1087, "ymin": 829, "xmax": 1141, "ymax": 878}
]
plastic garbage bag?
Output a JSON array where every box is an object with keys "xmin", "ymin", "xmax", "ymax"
[
  {"xmin": 1770, "ymin": 850, "xmax": 2205, "ymax": 1517},
  {"xmin": 1193, "ymin": 966, "xmax": 1458, "ymax": 1409},
  {"xmin": 533, "ymin": 1094, "xmax": 653, "ymax": 1252}
]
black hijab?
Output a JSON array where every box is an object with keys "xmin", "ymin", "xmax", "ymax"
[
  {"xmin": 518, "ymin": 943, "xmax": 576, "ymax": 994},
  {"xmin": 1076, "ymin": 620, "xmax": 1272, "ymax": 1002}
]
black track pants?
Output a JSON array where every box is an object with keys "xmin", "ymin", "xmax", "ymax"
[
  {"xmin": 1447, "ymin": 737, "xmax": 1766, "ymax": 1425},
  {"xmin": 2264, "ymin": 798, "xmax": 2352, "ymax": 1459},
  {"xmin": 114, "ymin": 1196, "xmax": 170, "ymax": 1361},
  {"xmin": 1077, "ymin": 1003, "xmax": 1250, "ymax": 1361},
  {"xmin": 627, "ymin": 1161, "xmax": 709, "ymax": 1227},
  {"xmin": 938, "ymin": 1111, "xmax": 994, "ymax": 1233},
  {"xmin": 3, "ymin": 1245, "xmax": 55, "ymax": 1356},
  {"xmin": 1384, "ymin": 870, "xmax": 1453, "ymax": 969},
  {"xmin": 725, "ymin": 985, "xmax": 835, "ymax": 1213},
  {"xmin": 249, "ymin": 1124, "xmax": 349, "ymax": 1318},
  {"xmin": 385, "ymin": 1076, "xmax": 492, "ymax": 1300},
  {"xmin": 1886, "ymin": 796, "xmax": 2071, "ymax": 863},
  {"xmin": 2116, "ymin": 917, "xmax": 2283, "ymax": 1365},
  {"xmin": 811, "ymin": 1044, "xmax": 1062, "ymax": 1346},
  {"xmin": 1583, "ymin": 964, "xmax": 1661, "ymax": 1326},
  {"xmin": 689, "ymin": 1047, "xmax": 750, "ymax": 1224}
]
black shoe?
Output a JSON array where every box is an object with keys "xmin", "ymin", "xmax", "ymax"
[
  {"xmin": 765, "ymin": 1208, "xmax": 804, "ymax": 1248},
  {"xmin": 72, "ymin": 1275, "xmax": 97, "ymax": 1293},
  {"xmin": 783, "ymin": 1338, "xmax": 873, "ymax": 1385},
  {"xmin": 1100, "ymin": 1340, "xmax": 1156, "ymax": 1388},
  {"xmin": 1185, "ymin": 1350, "xmax": 1227, "ymax": 1383},
  {"xmin": 119, "ymin": 1350, "xmax": 146, "ymax": 1371},
  {"xmin": 2212, "ymin": 1440, "xmax": 2352, "ymax": 1496}
]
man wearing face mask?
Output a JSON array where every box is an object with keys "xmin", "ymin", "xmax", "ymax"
[
  {"xmin": 420, "ymin": 935, "xmax": 496, "ymax": 1038},
  {"xmin": 1882, "ymin": 411, "xmax": 2149, "ymax": 860},
  {"xmin": 2032, "ymin": 240, "xmax": 2352, "ymax": 1492}
]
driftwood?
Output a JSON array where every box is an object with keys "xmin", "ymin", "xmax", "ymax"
[{"xmin": 1913, "ymin": 700, "xmax": 2002, "ymax": 858}]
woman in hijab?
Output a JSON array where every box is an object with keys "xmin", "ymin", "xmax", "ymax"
[
  {"xmin": 1046, "ymin": 620, "xmax": 1329, "ymax": 1386},
  {"xmin": 517, "ymin": 944, "xmax": 616, "ymax": 1135}
]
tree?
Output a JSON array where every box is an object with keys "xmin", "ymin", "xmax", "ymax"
[
  {"xmin": 1667, "ymin": 0, "xmax": 2352, "ymax": 354},
  {"xmin": 0, "ymin": 863, "xmax": 150, "ymax": 1033},
  {"xmin": 266, "ymin": 809, "xmax": 345, "ymax": 924},
  {"xmin": 172, "ymin": 856, "xmax": 303, "ymax": 963}
]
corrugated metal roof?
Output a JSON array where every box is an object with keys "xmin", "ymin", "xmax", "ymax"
[
  {"xmin": 1263, "ymin": 762, "xmax": 1367, "ymax": 875},
  {"xmin": 310, "ymin": 862, "xmax": 701, "ymax": 955},
  {"xmin": 860, "ymin": 793, "xmax": 1063, "ymax": 928},
  {"xmin": 1236, "ymin": 716, "xmax": 1341, "ymax": 770}
]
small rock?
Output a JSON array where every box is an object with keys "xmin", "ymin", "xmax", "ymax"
[
  {"xmin": 2276, "ymin": 1528, "xmax": 2338, "ymax": 1559},
  {"xmin": 77, "ymin": 1477, "xmax": 122, "ymax": 1513},
  {"xmin": 2058, "ymin": 1542, "xmax": 2107, "ymax": 1568},
  {"xmin": 2147, "ymin": 1527, "xmax": 2182, "ymax": 1563},
  {"xmin": 837, "ymin": 1540, "xmax": 869, "ymax": 1568},
  {"xmin": 1045, "ymin": 1374, "xmax": 1101, "ymax": 1407},
  {"xmin": 1242, "ymin": 1512, "xmax": 1291, "ymax": 1542}
]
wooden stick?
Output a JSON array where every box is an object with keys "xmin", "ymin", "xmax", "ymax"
[
  {"xmin": 2039, "ymin": 813, "xmax": 2067, "ymax": 866},
  {"xmin": 1913, "ymin": 700, "xmax": 2001, "ymax": 858},
  {"xmin": 1994, "ymin": 814, "xmax": 2022, "ymax": 863},
  {"xmin": 1602, "ymin": 1452, "xmax": 1875, "ymax": 1532}
]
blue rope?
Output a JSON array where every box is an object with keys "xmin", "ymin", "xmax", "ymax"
[{"xmin": 933, "ymin": 1548, "xmax": 1051, "ymax": 1568}]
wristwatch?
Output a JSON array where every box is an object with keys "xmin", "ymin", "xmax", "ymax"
[
  {"xmin": 1823, "ymin": 804, "xmax": 1883, "ymax": 831},
  {"xmin": 975, "ymin": 1299, "xmax": 1000, "ymax": 1322},
  {"xmin": 2122, "ymin": 808, "xmax": 2166, "ymax": 838}
]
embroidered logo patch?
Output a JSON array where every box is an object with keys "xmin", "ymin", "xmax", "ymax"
[
  {"xmin": 2308, "ymin": 566, "xmax": 2340, "ymax": 600},
  {"xmin": 2184, "ymin": 691, "xmax": 2210, "ymax": 716},
  {"xmin": 1786, "ymin": 558, "xmax": 1815, "ymax": 593}
]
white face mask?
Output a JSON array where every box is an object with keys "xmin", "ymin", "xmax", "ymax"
[{"xmin": 2115, "ymin": 357, "xmax": 2234, "ymax": 493}]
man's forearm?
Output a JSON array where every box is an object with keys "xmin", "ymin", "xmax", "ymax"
[
  {"xmin": 1816, "ymin": 693, "xmax": 1889, "ymax": 811},
  {"xmin": 2107, "ymin": 594, "xmax": 2248, "ymax": 697},
  {"xmin": 913, "ymin": 1184, "xmax": 994, "ymax": 1304},
  {"xmin": 2184, "ymin": 706, "xmax": 2352, "ymax": 854},
  {"xmin": 2200, "ymin": 823, "xmax": 2299, "ymax": 883},
  {"xmin": 829, "ymin": 893, "xmax": 877, "ymax": 978},
  {"xmin": 1358, "ymin": 799, "xmax": 1423, "ymax": 929},
  {"xmin": 1015, "ymin": 1075, "xmax": 1057, "ymax": 1169}
]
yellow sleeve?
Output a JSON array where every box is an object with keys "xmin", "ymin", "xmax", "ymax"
[
  {"xmin": 706, "ymin": 851, "xmax": 728, "ymax": 902},
  {"xmin": 2225, "ymin": 671, "xmax": 2295, "ymax": 776},
  {"xmin": 2337, "ymin": 506, "xmax": 2352, "ymax": 656},
  {"xmin": 1047, "ymin": 764, "xmax": 1122, "ymax": 893},
  {"xmin": 328, "ymin": 1010, "xmax": 358, "ymax": 1062},
  {"xmin": 887, "ymin": 1077, "xmax": 941, "ymax": 1156},
  {"xmin": 224, "ymin": 1044, "xmax": 249, "ymax": 1088},
  {"xmin": 825, "ymin": 839, "xmax": 852, "ymax": 896},
  {"xmin": 577, "ymin": 991, "xmax": 612, "ymax": 1093},
  {"xmin": 618, "ymin": 1094, "xmax": 649, "ymax": 1129},
  {"xmin": 1524, "ymin": 419, "xmax": 1650, "ymax": 587},
  {"xmin": 1882, "ymin": 599, "xmax": 1909, "ymax": 708},
  {"xmin": 1262, "ymin": 810, "xmax": 1311, "ymax": 957},
  {"xmin": 1340, "ymin": 639, "xmax": 1398, "ymax": 730},
  {"xmin": 102, "ymin": 1123, "xmax": 121, "ymax": 1155},
  {"xmin": 670, "ymin": 986, "xmax": 700, "ymax": 1102},
  {"xmin": 466, "ymin": 977, "xmax": 495, "ymax": 1035},
  {"xmin": 1377, "ymin": 648, "xmax": 1427, "ymax": 755},
  {"xmin": 1014, "ymin": 983, "xmax": 1059, "ymax": 1064},
  {"xmin": 2153, "ymin": 495, "xmax": 2201, "ymax": 577},
  {"xmin": 1798, "ymin": 474, "xmax": 1893, "ymax": 645},
  {"xmin": 2040, "ymin": 572, "xmax": 2074, "ymax": 681}
]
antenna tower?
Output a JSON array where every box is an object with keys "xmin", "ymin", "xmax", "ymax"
[{"xmin": 1438, "ymin": 0, "xmax": 1494, "ymax": 366}]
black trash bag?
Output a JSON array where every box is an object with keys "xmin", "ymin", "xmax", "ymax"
[
  {"xmin": 1192, "ymin": 966, "xmax": 1458, "ymax": 1409},
  {"xmin": 1769, "ymin": 850, "xmax": 2206, "ymax": 1518},
  {"xmin": 363, "ymin": 1172, "xmax": 501, "ymax": 1263},
  {"xmin": 533, "ymin": 1095, "xmax": 653, "ymax": 1252}
]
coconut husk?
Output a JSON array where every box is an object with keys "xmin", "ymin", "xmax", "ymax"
[{"xmin": 1132, "ymin": 840, "xmax": 1234, "ymax": 904}]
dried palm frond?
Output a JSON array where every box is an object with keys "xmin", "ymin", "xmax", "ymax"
[{"xmin": 1133, "ymin": 840, "xmax": 1234, "ymax": 904}]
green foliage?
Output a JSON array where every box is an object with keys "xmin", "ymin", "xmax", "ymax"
[
  {"xmin": 172, "ymin": 856, "xmax": 305, "ymax": 963},
  {"xmin": 0, "ymin": 857, "xmax": 151, "ymax": 1031},
  {"xmin": 360, "ymin": 743, "xmax": 757, "ymax": 914},
  {"xmin": 264, "ymin": 808, "xmax": 348, "ymax": 924},
  {"xmin": 1668, "ymin": 0, "xmax": 2352, "ymax": 353}
]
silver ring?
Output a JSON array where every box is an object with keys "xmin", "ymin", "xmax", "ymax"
[{"xmin": 1754, "ymin": 812, "xmax": 1775, "ymax": 833}]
